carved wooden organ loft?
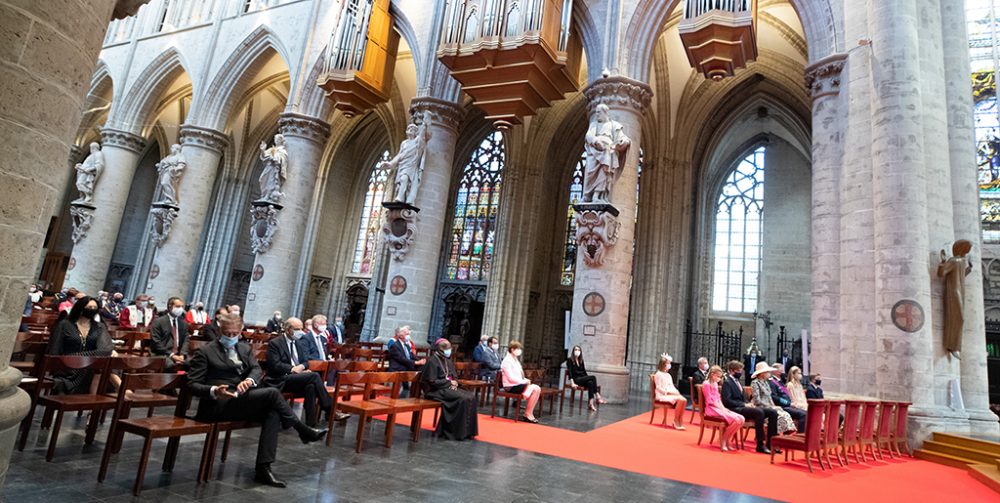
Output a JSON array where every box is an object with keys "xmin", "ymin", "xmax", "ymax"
[
  {"xmin": 679, "ymin": 0, "xmax": 758, "ymax": 80},
  {"xmin": 437, "ymin": 0, "xmax": 582, "ymax": 125},
  {"xmin": 317, "ymin": 0, "xmax": 399, "ymax": 117}
]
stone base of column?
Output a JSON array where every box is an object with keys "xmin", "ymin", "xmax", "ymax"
[
  {"xmin": 588, "ymin": 363, "xmax": 631, "ymax": 404},
  {"xmin": 0, "ymin": 368, "xmax": 30, "ymax": 487},
  {"xmin": 967, "ymin": 408, "xmax": 1000, "ymax": 436},
  {"xmin": 907, "ymin": 405, "xmax": 975, "ymax": 448}
]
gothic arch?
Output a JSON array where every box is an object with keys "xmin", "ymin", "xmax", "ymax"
[
  {"xmin": 75, "ymin": 61, "xmax": 115, "ymax": 144},
  {"xmin": 108, "ymin": 47, "xmax": 192, "ymax": 136}
]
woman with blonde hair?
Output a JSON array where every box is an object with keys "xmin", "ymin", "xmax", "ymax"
[
  {"xmin": 701, "ymin": 365, "xmax": 745, "ymax": 451},
  {"xmin": 653, "ymin": 354, "xmax": 686, "ymax": 430},
  {"xmin": 500, "ymin": 340, "xmax": 542, "ymax": 423},
  {"xmin": 785, "ymin": 366, "xmax": 808, "ymax": 410}
]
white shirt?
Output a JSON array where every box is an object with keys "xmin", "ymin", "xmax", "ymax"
[
  {"xmin": 310, "ymin": 330, "xmax": 327, "ymax": 360},
  {"xmin": 500, "ymin": 354, "xmax": 527, "ymax": 388}
]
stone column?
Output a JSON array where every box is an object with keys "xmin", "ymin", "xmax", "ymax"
[
  {"xmin": 567, "ymin": 77, "xmax": 652, "ymax": 403},
  {"xmin": 243, "ymin": 113, "xmax": 331, "ymax": 325},
  {"xmin": 940, "ymin": 0, "xmax": 999, "ymax": 435},
  {"xmin": 804, "ymin": 54, "xmax": 847, "ymax": 388},
  {"xmin": 0, "ymin": 0, "xmax": 126, "ymax": 489},
  {"xmin": 376, "ymin": 97, "xmax": 463, "ymax": 346},
  {"xmin": 64, "ymin": 128, "xmax": 146, "ymax": 294},
  {"xmin": 146, "ymin": 125, "xmax": 228, "ymax": 300}
]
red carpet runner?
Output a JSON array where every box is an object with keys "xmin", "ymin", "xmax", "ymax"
[{"xmin": 390, "ymin": 411, "xmax": 996, "ymax": 502}]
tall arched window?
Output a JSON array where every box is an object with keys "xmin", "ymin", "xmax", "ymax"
[
  {"xmin": 712, "ymin": 146, "xmax": 765, "ymax": 313},
  {"xmin": 968, "ymin": 0, "xmax": 1000, "ymax": 241},
  {"xmin": 351, "ymin": 150, "xmax": 391, "ymax": 275},
  {"xmin": 446, "ymin": 131, "xmax": 505, "ymax": 281}
]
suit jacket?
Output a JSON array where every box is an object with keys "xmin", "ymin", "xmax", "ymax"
[
  {"xmin": 262, "ymin": 336, "xmax": 310, "ymax": 387},
  {"xmin": 265, "ymin": 318, "xmax": 282, "ymax": 333},
  {"xmin": 387, "ymin": 338, "xmax": 419, "ymax": 371},
  {"xmin": 721, "ymin": 375, "xmax": 749, "ymax": 410},
  {"xmin": 330, "ymin": 325, "xmax": 345, "ymax": 345},
  {"xmin": 200, "ymin": 322, "xmax": 221, "ymax": 340},
  {"xmin": 300, "ymin": 331, "xmax": 329, "ymax": 361},
  {"xmin": 186, "ymin": 339, "xmax": 262, "ymax": 419},
  {"xmin": 742, "ymin": 354, "xmax": 761, "ymax": 385},
  {"xmin": 768, "ymin": 377, "xmax": 792, "ymax": 407},
  {"xmin": 805, "ymin": 383, "xmax": 825, "ymax": 399},
  {"xmin": 149, "ymin": 315, "xmax": 190, "ymax": 357},
  {"xmin": 691, "ymin": 369, "xmax": 709, "ymax": 387}
]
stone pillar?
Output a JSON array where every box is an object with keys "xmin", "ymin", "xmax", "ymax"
[
  {"xmin": 376, "ymin": 97, "xmax": 462, "ymax": 346},
  {"xmin": 568, "ymin": 77, "xmax": 652, "ymax": 403},
  {"xmin": 0, "ymin": 0, "xmax": 123, "ymax": 489},
  {"xmin": 940, "ymin": 0, "xmax": 999, "ymax": 435},
  {"xmin": 243, "ymin": 113, "xmax": 331, "ymax": 325},
  {"xmin": 868, "ymin": 1, "xmax": 949, "ymax": 441},
  {"xmin": 146, "ymin": 125, "xmax": 228, "ymax": 300},
  {"xmin": 804, "ymin": 53, "xmax": 847, "ymax": 388},
  {"xmin": 64, "ymin": 128, "xmax": 146, "ymax": 294}
]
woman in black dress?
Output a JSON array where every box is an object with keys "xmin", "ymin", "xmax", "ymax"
[
  {"xmin": 566, "ymin": 345, "xmax": 606, "ymax": 411},
  {"xmin": 419, "ymin": 339, "xmax": 478, "ymax": 440},
  {"xmin": 47, "ymin": 296, "xmax": 114, "ymax": 394}
]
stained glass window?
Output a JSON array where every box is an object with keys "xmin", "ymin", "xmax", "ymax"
[
  {"xmin": 446, "ymin": 131, "xmax": 505, "ymax": 281},
  {"xmin": 712, "ymin": 146, "xmax": 765, "ymax": 313},
  {"xmin": 969, "ymin": 0, "xmax": 1000, "ymax": 241},
  {"xmin": 351, "ymin": 150, "xmax": 391, "ymax": 275}
]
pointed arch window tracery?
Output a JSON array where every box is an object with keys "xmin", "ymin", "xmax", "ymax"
[
  {"xmin": 446, "ymin": 131, "xmax": 505, "ymax": 282},
  {"xmin": 351, "ymin": 150, "xmax": 391, "ymax": 275},
  {"xmin": 712, "ymin": 146, "xmax": 765, "ymax": 313}
]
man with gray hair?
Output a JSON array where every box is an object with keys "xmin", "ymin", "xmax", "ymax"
[
  {"xmin": 301, "ymin": 314, "xmax": 331, "ymax": 362},
  {"xmin": 262, "ymin": 317, "xmax": 332, "ymax": 427},
  {"xmin": 692, "ymin": 356, "xmax": 710, "ymax": 387}
]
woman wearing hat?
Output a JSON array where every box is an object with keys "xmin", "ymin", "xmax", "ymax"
[{"xmin": 749, "ymin": 361, "xmax": 796, "ymax": 435}]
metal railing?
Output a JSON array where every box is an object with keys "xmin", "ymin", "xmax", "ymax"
[
  {"xmin": 443, "ymin": 0, "xmax": 556, "ymax": 46},
  {"xmin": 684, "ymin": 0, "xmax": 752, "ymax": 19}
]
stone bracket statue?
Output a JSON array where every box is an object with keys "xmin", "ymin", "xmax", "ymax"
[
  {"xmin": 73, "ymin": 142, "xmax": 105, "ymax": 205},
  {"xmin": 574, "ymin": 207, "xmax": 620, "ymax": 268},
  {"xmin": 149, "ymin": 205, "xmax": 179, "ymax": 248},
  {"xmin": 154, "ymin": 143, "xmax": 186, "ymax": 206},
  {"xmin": 382, "ymin": 202, "xmax": 419, "ymax": 260},
  {"xmin": 937, "ymin": 239, "xmax": 973, "ymax": 360},
  {"xmin": 70, "ymin": 204, "xmax": 94, "ymax": 244},
  {"xmin": 382, "ymin": 110, "xmax": 432, "ymax": 207},
  {"xmin": 583, "ymin": 104, "xmax": 631, "ymax": 204},
  {"xmin": 249, "ymin": 203, "xmax": 280, "ymax": 255},
  {"xmin": 258, "ymin": 134, "xmax": 289, "ymax": 205}
]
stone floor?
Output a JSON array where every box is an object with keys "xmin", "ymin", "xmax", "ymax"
[{"xmin": 2, "ymin": 392, "xmax": 775, "ymax": 503}]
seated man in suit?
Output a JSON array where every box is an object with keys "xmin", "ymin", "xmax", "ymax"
[
  {"xmin": 805, "ymin": 373, "xmax": 825, "ymax": 399},
  {"xmin": 263, "ymin": 317, "xmax": 332, "ymax": 427},
  {"xmin": 199, "ymin": 307, "xmax": 227, "ymax": 340},
  {"xmin": 768, "ymin": 363, "xmax": 806, "ymax": 432},
  {"xmin": 265, "ymin": 311, "xmax": 283, "ymax": 334},
  {"xmin": 721, "ymin": 360, "xmax": 780, "ymax": 454},
  {"xmin": 387, "ymin": 326, "xmax": 425, "ymax": 396},
  {"xmin": 472, "ymin": 336, "xmax": 501, "ymax": 380},
  {"xmin": 691, "ymin": 357, "xmax": 710, "ymax": 387},
  {"xmin": 302, "ymin": 315, "xmax": 332, "ymax": 361},
  {"xmin": 149, "ymin": 297, "xmax": 189, "ymax": 371},
  {"xmin": 186, "ymin": 313, "xmax": 326, "ymax": 488}
]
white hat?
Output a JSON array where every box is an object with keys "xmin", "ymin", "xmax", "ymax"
[{"xmin": 750, "ymin": 361, "xmax": 773, "ymax": 378}]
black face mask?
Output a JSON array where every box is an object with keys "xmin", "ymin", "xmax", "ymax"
[
  {"xmin": 814, "ymin": 379, "xmax": 822, "ymax": 386},
  {"xmin": 81, "ymin": 308, "xmax": 99, "ymax": 319},
  {"xmin": 733, "ymin": 372, "xmax": 743, "ymax": 380}
]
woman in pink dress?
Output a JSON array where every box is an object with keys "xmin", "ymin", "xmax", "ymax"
[{"xmin": 701, "ymin": 365, "xmax": 745, "ymax": 451}]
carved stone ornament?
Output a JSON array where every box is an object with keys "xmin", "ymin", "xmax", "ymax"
[
  {"xmin": 382, "ymin": 201, "xmax": 419, "ymax": 261},
  {"xmin": 70, "ymin": 202, "xmax": 95, "ymax": 244},
  {"xmin": 249, "ymin": 202, "xmax": 281, "ymax": 255},
  {"xmin": 575, "ymin": 208, "xmax": 620, "ymax": 268},
  {"xmin": 179, "ymin": 125, "xmax": 230, "ymax": 154},
  {"xmin": 409, "ymin": 97, "xmax": 463, "ymax": 132},
  {"xmin": 149, "ymin": 203, "xmax": 179, "ymax": 248},
  {"xmin": 804, "ymin": 53, "xmax": 848, "ymax": 100},
  {"xmin": 583, "ymin": 76, "xmax": 653, "ymax": 115},
  {"xmin": 100, "ymin": 128, "xmax": 146, "ymax": 153},
  {"xmin": 278, "ymin": 112, "xmax": 331, "ymax": 144}
]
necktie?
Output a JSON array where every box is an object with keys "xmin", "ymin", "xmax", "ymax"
[
  {"xmin": 227, "ymin": 346, "xmax": 243, "ymax": 372},
  {"xmin": 290, "ymin": 340, "xmax": 300, "ymax": 366},
  {"xmin": 315, "ymin": 335, "xmax": 325, "ymax": 359},
  {"xmin": 171, "ymin": 318, "xmax": 178, "ymax": 354}
]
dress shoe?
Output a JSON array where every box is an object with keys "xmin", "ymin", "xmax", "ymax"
[
  {"xmin": 756, "ymin": 446, "xmax": 772, "ymax": 454},
  {"xmin": 254, "ymin": 465, "xmax": 287, "ymax": 488},
  {"xmin": 772, "ymin": 447, "xmax": 782, "ymax": 454},
  {"xmin": 334, "ymin": 412, "xmax": 350, "ymax": 422},
  {"xmin": 298, "ymin": 425, "xmax": 327, "ymax": 444}
]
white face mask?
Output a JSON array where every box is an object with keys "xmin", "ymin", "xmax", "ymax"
[
  {"xmin": 316, "ymin": 324, "xmax": 327, "ymax": 332},
  {"xmin": 512, "ymin": 348, "xmax": 523, "ymax": 357},
  {"xmin": 490, "ymin": 344, "xmax": 499, "ymax": 350},
  {"xmin": 573, "ymin": 350, "xmax": 581, "ymax": 357},
  {"xmin": 170, "ymin": 307, "xmax": 184, "ymax": 318},
  {"xmin": 700, "ymin": 364, "xmax": 709, "ymax": 371}
]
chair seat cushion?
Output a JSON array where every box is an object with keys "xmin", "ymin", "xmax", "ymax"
[{"xmin": 771, "ymin": 433, "xmax": 807, "ymax": 449}]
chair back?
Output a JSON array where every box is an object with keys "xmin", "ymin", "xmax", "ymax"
[
  {"xmin": 393, "ymin": 371, "xmax": 421, "ymax": 397},
  {"xmin": 454, "ymin": 362, "xmax": 480, "ymax": 379},
  {"xmin": 859, "ymin": 401, "xmax": 879, "ymax": 441},
  {"xmin": 743, "ymin": 385, "xmax": 753, "ymax": 401},
  {"xmin": 109, "ymin": 356, "xmax": 165, "ymax": 374},
  {"xmin": 688, "ymin": 377, "xmax": 698, "ymax": 408},
  {"xmin": 363, "ymin": 372, "xmax": 396, "ymax": 396},
  {"xmin": 353, "ymin": 348, "xmax": 374, "ymax": 361},
  {"xmin": 349, "ymin": 361, "xmax": 378, "ymax": 372},
  {"xmin": 823, "ymin": 400, "xmax": 843, "ymax": 447},
  {"xmin": 308, "ymin": 359, "xmax": 329, "ymax": 376},
  {"xmin": 893, "ymin": 401, "xmax": 910, "ymax": 440},
  {"xmin": 648, "ymin": 374, "xmax": 658, "ymax": 402},
  {"xmin": 803, "ymin": 400, "xmax": 827, "ymax": 451},
  {"xmin": 876, "ymin": 401, "xmax": 895, "ymax": 438},
  {"xmin": 330, "ymin": 360, "xmax": 351, "ymax": 372},
  {"xmin": 115, "ymin": 372, "xmax": 189, "ymax": 416},
  {"xmin": 695, "ymin": 384, "xmax": 708, "ymax": 420},
  {"xmin": 33, "ymin": 355, "xmax": 112, "ymax": 397},
  {"xmin": 842, "ymin": 400, "xmax": 863, "ymax": 442}
]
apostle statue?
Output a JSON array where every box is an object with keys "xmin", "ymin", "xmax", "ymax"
[
  {"xmin": 583, "ymin": 104, "xmax": 631, "ymax": 203},
  {"xmin": 258, "ymin": 133, "xmax": 289, "ymax": 204},
  {"xmin": 937, "ymin": 239, "xmax": 974, "ymax": 360},
  {"xmin": 380, "ymin": 110, "xmax": 432, "ymax": 206},
  {"xmin": 73, "ymin": 142, "xmax": 105, "ymax": 204},
  {"xmin": 154, "ymin": 144, "xmax": 186, "ymax": 206}
]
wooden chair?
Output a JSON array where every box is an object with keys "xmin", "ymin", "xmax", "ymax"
[
  {"xmin": 687, "ymin": 377, "xmax": 701, "ymax": 424},
  {"xmin": 371, "ymin": 371, "xmax": 442, "ymax": 444},
  {"xmin": 455, "ymin": 362, "xmax": 489, "ymax": 406},
  {"xmin": 352, "ymin": 348, "xmax": 374, "ymax": 362},
  {"xmin": 694, "ymin": 384, "xmax": 731, "ymax": 448},
  {"xmin": 890, "ymin": 401, "xmax": 912, "ymax": 457},
  {"xmin": 561, "ymin": 371, "xmax": 601, "ymax": 413},
  {"xmin": 333, "ymin": 372, "xmax": 400, "ymax": 452},
  {"xmin": 525, "ymin": 369, "xmax": 558, "ymax": 416},
  {"xmin": 874, "ymin": 401, "xmax": 896, "ymax": 460},
  {"xmin": 98, "ymin": 373, "xmax": 212, "ymax": 495},
  {"xmin": 857, "ymin": 400, "xmax": 879, "ymax": 462},
  {"xmin": 107, "ymin": 356, "xmax": 174, "ymax": 420},
  {"xmin": 770, "ymin": 399, "xmax": 828, "ymax": 473},
  {"xmin": 490, "ymin": 369, "xmax": 524, "ymax": 422},
  {"xmin": 839, "ymin": 400, "xmax": 864, "ymax": 464},
  {"xmin": 739, "ymin": 385, "xmax": 756, "ymax": 445},
  {"xmin": 649, "ymin": 374, "xmax": 681, "ymax": 427},
  {"xmin": 19, "ymin": 355, "xmax": 117, "ymax": 461},
  {"xmin": 821, "ymin": 400, "xmax": 845, "ymax": 468}
]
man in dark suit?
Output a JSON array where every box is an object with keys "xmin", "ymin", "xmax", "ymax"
[
  {"xmin": 149, "ymin": 297, "xmax": 190, "ymax": 371},
  {"xmin": 806, "ymin": 373, "xmax": 825, "ymax": 399},
  {"xmin": 386, "ymin": 326, "xmax": 425, "ymax": 396},
  {"xmin": 302, "ymin": 315, "xmax": 332, "ymax": 361},
  {"xmin": 199, "ymin": 306, "xmax": 228, "ymax": 340},
  {"xmin": 331, "ymin": 316, "xmax": 347, "ymax": 344},
  {"xmin": 186, "ymin": 313, "xmax": 326, "ymax": 488},
  {"xmin": 721, "ymin": 360, "xmax": 779, "ymax": 454},
  {"xmin": 769, "ymin": 363, "xmax": 806, "ymax": 432},
  {"xmin": 263, "ymin": 317, "xmax": 332, "ymax": 427},
  {"xmin": 691, "ymin": 357, "xmax": 710, "ymax": 387}
]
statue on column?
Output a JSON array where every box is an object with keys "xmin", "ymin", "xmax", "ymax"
[
  {"xmin": 73, "ymin": 142, "xmax": 105, "ymax": 205},
  {"xmin": 258, "ymin": 134, "xmax": 289, "ymax": 204},
  {"xmin": 937, "ymin": 239, "xmax": 973, "ymax": 360},
  {"xmin": 154, "ymin": 144, "xmax": 186, "ymax": 206},
  {"xmin": 583, "ymin": 104, "xmax": 631, "ymax": 203},
  {"xmin": 381, "ymin": 110, "xmax": 431, "ymax": 206}
]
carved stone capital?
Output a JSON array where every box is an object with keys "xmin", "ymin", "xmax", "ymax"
[
  {"xmin": 68, "ymin": 145, "xmax": 87, "ymax": 167},
  {"xmin": 409, "ymin": 97, "xmax": 463, "ymax": 132},
  {"xmin": 179, "ymin": 125, "xmax": 230, "ymax": 153},
  {"xmin": 149, "ymin": 203, "xmax": 179, "ymax": 248},
  {"xmin": 805, "ymin": 53, "xmax": 848, "ymax": 100},
  {"xmin": 583, "ymin": 76, "xmax": 653, "ymax": 115},
  {"xmin": 575, "ymin": 208, "xmax": 620, "ymax": 268},
  {"xmin": 70, "ymin": 203, "xmax": 96, "ymax": 244},
  {"xmin": 100, "ymin": 128, "xmax": 146, "ymax": 153},
  {"xmin": 278, "ymin": 112, "xmax": 331, "ymax": 144},
  {"xmin": 382, "ymin": 202, "xmax": 419, "ymax": 260},
  {"xmin": 249, "ymin": 202, "xmax": 281, "ymax": 255}
]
